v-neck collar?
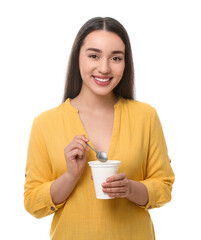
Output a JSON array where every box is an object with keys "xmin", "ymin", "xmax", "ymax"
[{"xmin": 65, "ymin": 97, "xmax": 122, "ymax": 159}]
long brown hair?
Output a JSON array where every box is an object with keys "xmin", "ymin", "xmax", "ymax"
[{"xmin": 63, "ymin": 17, "xmax": 134, "ymax": 102}]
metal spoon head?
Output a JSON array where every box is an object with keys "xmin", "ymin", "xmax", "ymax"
[{"xmin": 97, "ymin": 151, "xmax": 108, "ymax": 162}]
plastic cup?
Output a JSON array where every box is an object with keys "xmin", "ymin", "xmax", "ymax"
[{"xmin": 88, "ymin": 160, "xmax": 120, "ymax": 199}]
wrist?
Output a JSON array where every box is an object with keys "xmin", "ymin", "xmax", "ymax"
[
  {"xmin": 126, "ymin": 180, "xmax": 149, "ymax": 206},
  {"xmin": 126, "ymin": 179, "xmax": 134, "ymax": 199},
  {"xmin": 64, "ymin": 171, "xmax": 80, "ymax": 186}
]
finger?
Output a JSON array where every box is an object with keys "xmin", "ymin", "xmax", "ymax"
[
  {"xmin": 74, "ymin": 140, "xmax": 87, "ymax": 151},
  {"xmin": 102, "ymin": 186, "xmax": 126, "ymax": 194},
  {"xmin": 78, "ymin": 135, "xmax": 89, "ymax": 150},
  {"xmin": 68, "ymin": 140, "xmax": 87, "ymax": 152},
  {"xmin": 68, "ymin": 148, "xmax": 85, "ymax": 160},
  {"xmin": 74, "ymin": 135, "xmax": 89, "ymax": 143},
  {"xmin": 103, "ymin": 187, "xmax": 127, "ymax": 196},
  {"xmin": 64, "ymin": 145, "xmax": 83, "ymax": 158},
  {"xmin": 73, "ymin": 138, "xmax": 89, "ymax": 151},
  {"xmin": 107, "ymin": 192, "xmax": 126, "ymax": 198},
  {"xmin": 65, "ymin": 135, "xmax": 89, "ymax": 152},
  {"xmin": 106, "ymin": 173, "xmax": 126, "ymax": 182},
  {"xmin": 102, "ymin": 178, "xmax": 128, "ymax": 188}
]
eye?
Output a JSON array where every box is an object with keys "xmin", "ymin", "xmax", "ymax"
[
  {"xmin": 89, "ymin": 54, "xmax": 99, "ymax": 60},
  {"xmin": 112, "ymin": 56, "xmax": 123, "ymax": 62}
]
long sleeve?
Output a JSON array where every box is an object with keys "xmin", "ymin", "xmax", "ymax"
[
  {"xmin": 23, "ymin": 99, "xmax": 175, "ymax": 239},
  {"xmin": 140, "ymin": 108, "xmax": 175, "ymax": 210},
  {"xmin": 24, "ymin": 117, "xmax": 65, "ymax": 219}
]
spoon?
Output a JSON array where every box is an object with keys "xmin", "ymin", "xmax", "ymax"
[{"xmin": 87, "ymin": 143, "xmax": 108, "ymax": 162}]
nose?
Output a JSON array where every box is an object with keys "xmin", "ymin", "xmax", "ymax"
[{"xmin": 98, "ymin": 58, "xmax": 111, "ymax": 74}]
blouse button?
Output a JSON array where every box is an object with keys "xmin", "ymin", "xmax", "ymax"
[{"xmin": 50, "ymin": 206, "xmax": 55, "ymax": 211}]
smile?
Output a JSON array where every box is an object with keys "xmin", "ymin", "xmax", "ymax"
[
  {"xmin": 93, "ymin": 76, "xmax": 112, "ymax": 82},
  {"xmin": 92, "ymin": 75, "xmax": 113, "ymax": 86},
  {"xmin": 94, "ymin": 77, "xmax": 110, "ymax": 82}
]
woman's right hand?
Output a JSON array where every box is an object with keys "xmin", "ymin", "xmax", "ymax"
[{"xmin": 64, "ymin": 135, "xmax": 89, "ymax": 181}]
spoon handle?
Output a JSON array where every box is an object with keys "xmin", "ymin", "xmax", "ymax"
[{"xmin": 86, "ymin": 143, "xmax": 97, "ymax": 153}]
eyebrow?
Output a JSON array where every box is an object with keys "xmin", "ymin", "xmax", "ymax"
[{"xmin": 86, "ymin": 48, "xmax": 125, "ymax": 55}]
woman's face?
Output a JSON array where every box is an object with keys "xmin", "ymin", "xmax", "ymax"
[{"xmin": 79, "ymin": 30, "xmax": 125, "ymax": 97}]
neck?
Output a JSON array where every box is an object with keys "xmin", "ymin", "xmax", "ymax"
[{"xmin": 72, "ymin": 91, "xmax": 117, "ymax": 112}]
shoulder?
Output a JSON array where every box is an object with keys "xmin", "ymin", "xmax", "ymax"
[
  {"xmin": 33, "ymin": 102, "xmax": 66, "ymax": 129},
  {"xmin": 120, "ymin": 98, "xmax": 156, "ymax": 116}
]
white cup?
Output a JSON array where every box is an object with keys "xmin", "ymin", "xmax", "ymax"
[{"xmin": 88, "ymin": 160, "xmax": 120, "ymax": 199}]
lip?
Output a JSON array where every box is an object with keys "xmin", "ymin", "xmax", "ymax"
[
  {"xmin": 93, "ymin": 75, "xmax": 112, "ymax": 80},
  {"xmin": 92, "ymin": 75, "xmax": 113, "ymax": 86}
]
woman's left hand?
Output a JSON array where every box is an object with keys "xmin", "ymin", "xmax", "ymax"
[{"xmin": 102, "ymin": 173, "xmax": 131, "ymax": 198}]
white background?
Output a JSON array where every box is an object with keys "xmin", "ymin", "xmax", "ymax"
[{"xmin": 1, "ymin": 0, "xmax": 200, "ymax": 239}]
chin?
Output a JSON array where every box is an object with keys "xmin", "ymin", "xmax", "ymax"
[{"xmin": 92, "ymin": 87, "xmax": 115, "ymax": 97}]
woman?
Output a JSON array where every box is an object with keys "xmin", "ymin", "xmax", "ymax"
[{"xmin": 24, "ymin": 17, "xmax": 175, "ymax": 240}]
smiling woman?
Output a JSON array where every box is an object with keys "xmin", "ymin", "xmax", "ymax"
[
  {"xmin": 78, "ymin": 30, "xmax": 125, "ymax": 94},
  {"xmin": 24, "ymin": 17, "xmax": 174, "ymax": 240},
  {"xmin": 63, "ymin": 17, "xmax": 134, "ymax": 100}
]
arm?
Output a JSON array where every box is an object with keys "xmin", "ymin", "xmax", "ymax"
[
  {"xmin": 24, "ymin": 118, "xmax": 60, "ymax": 218},
  {"xmin": 102, "ymin": 108, "xmax": 175, "ymax": 209},
  {"xmin": 102, "ymin": 173, "xmax": 148, "ymax": 206},
  {"xmin": 126, "ymin": 180, "xmax": 148, "ymax": 206},
  {"xmin": 50, "ymin": 135, "xmax": 89, "ymax": 205},
  {"xmin": 139, "ymin": 109, "xmax": 175, "ymax": 209},
  {"xmin": 50, "ymin": 172, "xmax": 78, "ymax": 205},
  {"xmin": 24, "ymin": 117, "xmax": 88, "ymax": 218}
]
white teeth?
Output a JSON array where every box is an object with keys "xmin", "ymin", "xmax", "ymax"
[{"xmin": 94, "ymin": 77, "xmax": 111, "ymax": 82}]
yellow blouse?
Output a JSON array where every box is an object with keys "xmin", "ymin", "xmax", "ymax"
[{"xmin": 24, "ymin": 97, "xmax": 175, "ymax": 240}]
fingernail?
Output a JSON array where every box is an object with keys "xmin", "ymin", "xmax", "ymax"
[{"xmin": 82, "ymin": 134, "xmax": 87, "ymax": 140}]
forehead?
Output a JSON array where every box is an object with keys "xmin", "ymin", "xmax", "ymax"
[{"xmin": 82, "ymin": 30, "xmax": 125, "ymax": 51}]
